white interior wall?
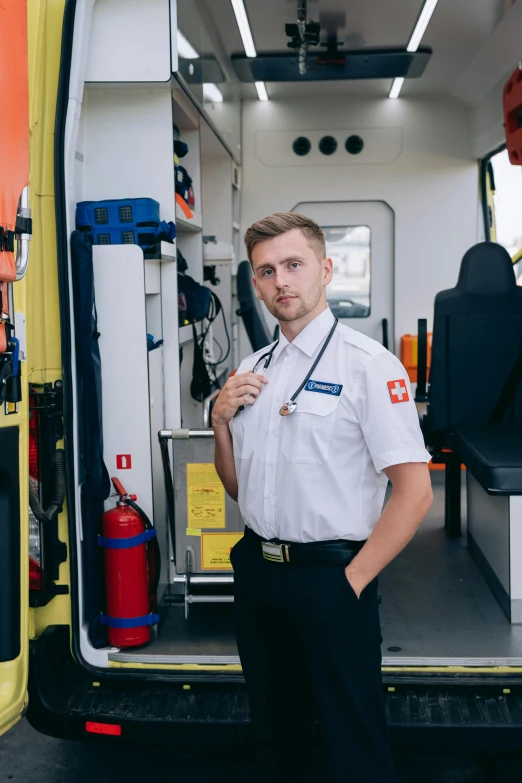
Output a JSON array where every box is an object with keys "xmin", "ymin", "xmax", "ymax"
[
  {"xmin": 451, "ymin": 1, "xmax": 522, "ymax": 159},
  {"xmin": 240, "ymin": 96, "xmax": 479, "ymax": 355},
  {"xmin": 92, "ymin": 245, "xmax": 154, "ymax": 520},
  {"xmin": 471, "ymin": 74, "xmax": 509, "ymax": 159},
  {"xmin": 82, "ymin": 87, "xmax": 175, "ymax": 221}
]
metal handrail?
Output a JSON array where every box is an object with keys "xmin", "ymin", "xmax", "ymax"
[{"xmin": 15, "ymin": 186, "xmax": 31, "ymax": 281}]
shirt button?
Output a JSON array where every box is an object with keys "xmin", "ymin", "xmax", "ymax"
[
  {"xmin": 268, "ymin": 460, "xmax": 274, "ymax": 466},
  {"xmin": 272, "ymin": 428, "xmax": 278, "ymax": 434}
]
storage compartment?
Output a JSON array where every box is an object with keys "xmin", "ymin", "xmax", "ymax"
[{"xmin": 64, "ymin": 9, "xmax": 241, "ymax": 667}]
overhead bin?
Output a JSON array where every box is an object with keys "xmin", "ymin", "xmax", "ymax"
[
  {"xmin": 85, "ymin": 0, "xmax": 173, "ymax": 83},
  {"xmin": 232, "ymin": 47, "xmax": 432, "ymax": 82}
]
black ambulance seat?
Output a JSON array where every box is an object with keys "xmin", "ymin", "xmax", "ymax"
[
  {"xmin": 454, "ymin": 423, "xmax": 522, "ymax": 495},
  {"xmin": 426, "ymin": 242, "xmax": 522, "ymax": 448},
  {"xmin": 236, "ymin": 259, "xmax": 273, "ymax": 352},
  {"xmin": 423, "ymin": 242, "xmax": 522, "ymax": 534}
]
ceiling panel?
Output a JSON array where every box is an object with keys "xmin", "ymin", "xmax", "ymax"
[{"xmin": 196, "ymin": 0, "xmax": 512, "ymax": 101}]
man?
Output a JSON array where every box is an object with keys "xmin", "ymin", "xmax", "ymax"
[{"xmin": 212, "ymin": 212, "xmax": 433, "ymax": 782}]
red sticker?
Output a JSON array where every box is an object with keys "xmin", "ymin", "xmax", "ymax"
[
  {"xmin": 387, "ymin": 379, "xmax": 409, "ymax": 404},
  {"xmin": 116, "ymin": 454, "xmax": 132, "ymax": 469}
]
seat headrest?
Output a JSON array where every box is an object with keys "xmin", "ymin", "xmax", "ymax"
[
  {"xmin": 456, "ymin": 242, "xmax": 516, "ymax": 294},
  {"xmin": 236, "ymin": 259, "xmax": 273, "ymax": 352}
]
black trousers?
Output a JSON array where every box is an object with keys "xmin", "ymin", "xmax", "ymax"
[{"xmin": 230, "ymin": 535, "xmax": 398, "ymax": 783}]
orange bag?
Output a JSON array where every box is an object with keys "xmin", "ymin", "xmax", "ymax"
[{"xmin": 0, "ymin": 0, "xmax": 29, "ymax": 287}]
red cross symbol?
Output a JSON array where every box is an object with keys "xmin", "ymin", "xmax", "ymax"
[{"xmin": 387, "ymin": 379, "xmax": 409, "ymax": 404}]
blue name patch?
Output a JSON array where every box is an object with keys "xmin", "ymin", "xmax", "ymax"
[{"xmin": 304, "ymin": 379, "xmax": 343, "ymax": 396}]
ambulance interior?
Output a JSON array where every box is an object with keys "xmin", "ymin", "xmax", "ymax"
[{"xmin": 60, "ymin": 0, "xmax": 522, "ymax": 672}]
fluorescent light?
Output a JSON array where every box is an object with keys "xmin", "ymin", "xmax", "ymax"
[
  {"xmin": 388, "ymin": 0, "xmax": 439, "ymax": 98},
  {"xmin": 230, "ymin": 2, "xmax": 267, "ymax": 101},
  {"xmin": 177, "ymin": 30, "xmax": 199, "ymax": 60},
  {"xmin": 389, "ymin": 77, "xmax": 404, "ymax": 99},
  {"xmin": 407, "ymin": 0, "xmax": 439, "ymax": 52},
  {"xmin": 203, "ymin": 83, "xmax": 224, "ymax": 103},
  {"xmin": 230, "ymin": 0, "xmax": 257, "ymax": 58},
  {"xmin": 255, "ymin": 81, "xmax": 268, "ymax": 101}
]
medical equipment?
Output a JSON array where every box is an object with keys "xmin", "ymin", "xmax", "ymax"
[{"xmin": 237, "ymin": 316, "xmax": 339, "ymax": 416}]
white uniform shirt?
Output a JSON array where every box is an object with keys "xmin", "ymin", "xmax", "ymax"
[{"xmin": 230, "ymin": 308, "xmax": 431, "ymax": 543}]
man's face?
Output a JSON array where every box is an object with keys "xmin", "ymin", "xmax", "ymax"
[{"xmin": 251, "ymin": 229, "xmax": 333, "ymax": 322}]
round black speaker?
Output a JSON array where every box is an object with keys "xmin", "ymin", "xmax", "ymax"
[
  {"xmin": 318, "ymin": 135, "xmax": 338, "ymax": 155},
  {"xmin": 292, "ymin": 136, "xmax": 311, "ymax": 156},
  {"xmin": 345, "ymin": 135, "xmax": 364, "ymax": 155}
]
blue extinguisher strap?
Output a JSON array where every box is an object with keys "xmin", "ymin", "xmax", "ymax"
[
  {"xmin": 97, "ymin": 528, "xmax": 157, "ymax": 549},
  {"xmin": 100, "ymin": 613, "xmax": 160, "ymax": 629}
]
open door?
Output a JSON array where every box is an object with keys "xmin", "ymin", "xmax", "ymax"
[
  {"xmin": 293, "ymin": 201, "xmax": 395, "ymax": 348},
  {"xmin": 0, "ymin": 0, "xmax": 30, "ymax": 737}
]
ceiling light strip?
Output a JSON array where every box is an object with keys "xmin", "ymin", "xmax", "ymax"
[
  {"xmin": 255, "ymin": 81, "xmax": 268, "ymax": 101},
  {"xmin": 230, "ymin": 0, "xmax": 257, "ymax": 58},
  {"xmin": 389, "ymin": 77, "xmax": 404, "ymax": 100},
  {"xmin": 407, "ymin": 0, "xmax": 440, "ymax": 53},
  {"xmin": 389, "ymin": 0, "xmax": 439, "ymax": 98}
]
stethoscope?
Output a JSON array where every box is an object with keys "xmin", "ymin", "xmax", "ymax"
[{"xmin": 236, "ymin": 317, "xmax": 339, "ymax": 416}]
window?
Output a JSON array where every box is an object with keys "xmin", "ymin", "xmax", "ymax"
[
  {"xmin": 323, "ymin": 225, "xmax": 371, "ymax": 318},
  {"xmin": 489, "ymin": 148, "xmax": 522, "ymax": 281}
]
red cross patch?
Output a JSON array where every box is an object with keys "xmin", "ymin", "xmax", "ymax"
[{"xmin": 387, "ymin": 379, "xmax": 409, "ymax": 404}]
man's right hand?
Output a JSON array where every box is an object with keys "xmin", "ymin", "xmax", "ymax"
[{"xmin": 212, "ymin": 372, "xmax": 268, "ymax": 426}]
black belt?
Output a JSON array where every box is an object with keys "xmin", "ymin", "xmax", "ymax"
[{"xmin": 243, "ymin": 525, "xmax": 366, "ymax": 565}]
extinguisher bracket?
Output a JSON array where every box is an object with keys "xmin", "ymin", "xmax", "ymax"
[{"xmin": 97, "ymin": 528, "xmax": 157, "ymax": 549}]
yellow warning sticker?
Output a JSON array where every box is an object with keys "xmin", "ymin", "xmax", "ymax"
[
  {"xmin": 186, "ymin": 528, "xmax": 202, "ymax": 537},
  {"xmin": 201, "ymin": 532, "xmax": 243, "ymax": 571},
  {"xmin": 187, "ymin": 463, "xmax": 226, "ymax": 528}
]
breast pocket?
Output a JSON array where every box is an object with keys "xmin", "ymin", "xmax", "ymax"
[
  {"xmin": 281, "ymin": 393, "xmax": 340, "ymax": 464},
  {"xmin": 233, "ymin": 402, "xmax": 260, "ymax": 459}
]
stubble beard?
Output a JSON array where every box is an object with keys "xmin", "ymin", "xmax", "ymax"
[{"xmin": 269, "ymin": 282, "xmax": 323, "ymax": 323}]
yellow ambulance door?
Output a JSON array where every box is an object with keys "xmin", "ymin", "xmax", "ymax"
[{"xmin": 0, "ymin": 0, "xmax": 30, "ymax": 736}]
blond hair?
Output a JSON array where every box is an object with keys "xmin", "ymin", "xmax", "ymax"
[{"xmin": 244, "ymin": 212, "xmax": 326, "ymax": 265}]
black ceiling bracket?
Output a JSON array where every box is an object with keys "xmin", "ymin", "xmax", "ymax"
[{"xmin": 285, "ymin": 0, "xmax": 320, "ymax": 75}]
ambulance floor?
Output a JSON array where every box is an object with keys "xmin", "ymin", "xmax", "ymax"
[
  {"xmin": 111, "ymin": 477, "xmax": 522, "ymax": 665},
  {"xmin": 380, "ymin": 476, "xmax": 522, "ymax": 664}
]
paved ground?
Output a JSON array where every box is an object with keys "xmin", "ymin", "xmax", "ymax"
[{"xmin": 1, "ymin": 719, "xmax": 522, "ymax": 782}]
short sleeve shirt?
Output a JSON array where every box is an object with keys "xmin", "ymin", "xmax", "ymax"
[{"xmin": 229, "ymin": 308, "xmax": 431, "ymax": 542}]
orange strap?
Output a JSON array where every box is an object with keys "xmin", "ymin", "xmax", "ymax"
[
  {"xmin": 0, "ymin": 323, "xmax": 7, "ymax": 354},
  {"xmin": 1, "ymin": 281, "xmax": 8, "ymax": 317},
  {"xmin": 175, "ymin": 192, "xmax": 194, "ymax": 219}
]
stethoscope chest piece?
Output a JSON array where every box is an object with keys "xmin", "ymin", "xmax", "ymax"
[{"xmin": 279, "ymin": 400, "xmax": 298, "ymax": 416}]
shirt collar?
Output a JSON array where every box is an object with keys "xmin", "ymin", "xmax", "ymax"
[{"xmin": 272, "ymin": 308, "xmax": 335, "ymax": 361}]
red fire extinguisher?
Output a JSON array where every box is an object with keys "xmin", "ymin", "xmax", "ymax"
[{"xmin": 98, "ymin": 478, "xmax": 161, "ymax": 648}]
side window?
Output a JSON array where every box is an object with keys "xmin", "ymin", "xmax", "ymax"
[
  {"xmin": 324, "ymin": 225, "xmax": 371, "ymax": 318},
  {"xmin": 489, "ymin": 149, "xmax": 522, "ymax": 282}
]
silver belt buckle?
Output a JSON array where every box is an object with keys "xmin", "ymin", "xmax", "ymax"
[{"xmin": 261, "ymin": 541, "xmax": 285, "ymax": 562}]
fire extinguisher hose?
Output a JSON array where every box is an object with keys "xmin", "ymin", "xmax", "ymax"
[{"xmin": 126, "ymin": 497, "xmax": 161, "ymax": 597}]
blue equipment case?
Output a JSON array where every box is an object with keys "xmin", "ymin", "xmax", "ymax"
[{"xmin": 76, "ymin": 198, "xmax": 161, "ymax": 250}]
